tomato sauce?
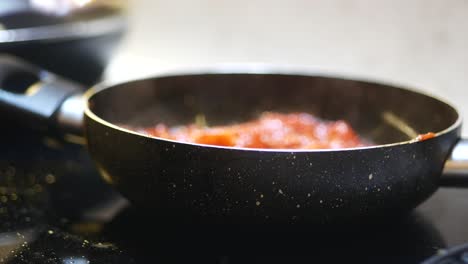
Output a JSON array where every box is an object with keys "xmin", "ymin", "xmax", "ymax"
[
  {"xmin": 415, "ymin": 132, "xmax": 436, "ymax": 141},
  {"xmin": 133, "ymin": 112, "xmax": 368, "ymax": 149}
]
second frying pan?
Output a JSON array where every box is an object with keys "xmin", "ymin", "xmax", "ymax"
[{"xmin": 0, "ymin": 56, "xmax": 467, "ymax": 227}]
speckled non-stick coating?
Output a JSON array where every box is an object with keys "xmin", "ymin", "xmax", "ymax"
[{"xmin": 84, "ymin": 73, "xmax": 461, "ymax": 226}]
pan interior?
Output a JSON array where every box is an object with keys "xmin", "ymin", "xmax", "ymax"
[{"xmin": 87, "ymin": 73, "xmax": 459, "ymax": 145}]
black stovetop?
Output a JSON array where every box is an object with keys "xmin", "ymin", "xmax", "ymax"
[{"xmin": 1, "ymin": 125, "xmax": 468, "ymax": 264}]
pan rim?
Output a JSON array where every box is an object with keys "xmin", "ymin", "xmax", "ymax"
[
  {"xmin": 83, "ymin": 66, "xmax": 463, "ymax": 153},
  {"xmin": 0, "ymin": 12, "xmax": 125, "ymax": 46}
]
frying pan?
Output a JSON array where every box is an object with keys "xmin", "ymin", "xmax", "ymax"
[
  {"xmin": 0, "ymin": 56, "xmax": 467, "ymax": 227},
  {"xmin": 0, "ymin": 0, "xmax": 126, "ymax": 85}
]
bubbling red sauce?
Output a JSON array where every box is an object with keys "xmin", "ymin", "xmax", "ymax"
[{"xmin": 130, "ymin": 112, "xmax": 369, "ymax": 149}]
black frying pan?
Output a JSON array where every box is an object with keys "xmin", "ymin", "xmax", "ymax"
[{"xmin": 0, "ymin": 56, "xmax": 467, "ymax": 227}]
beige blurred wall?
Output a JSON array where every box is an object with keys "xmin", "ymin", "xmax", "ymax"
[{"xmin": 108, "ymin": 0, "xmax": 468, "ymax": 132}]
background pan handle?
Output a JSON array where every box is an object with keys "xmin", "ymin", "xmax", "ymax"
[
  {"xmin": 440, "ymin": 138, "xmax": 468, "ymax": 187},
  {"xmin": 0, "ymin": 55, "xmax": 84, "ymax": 133}
]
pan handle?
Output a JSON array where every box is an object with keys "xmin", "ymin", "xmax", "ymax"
[
  {"xmin": 0, "ymin": 55, "xmax": 84, "ymax": 135},
  {"xmin": 440, "ymin": 138, "xmax": 468, "ymax": 187}
]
